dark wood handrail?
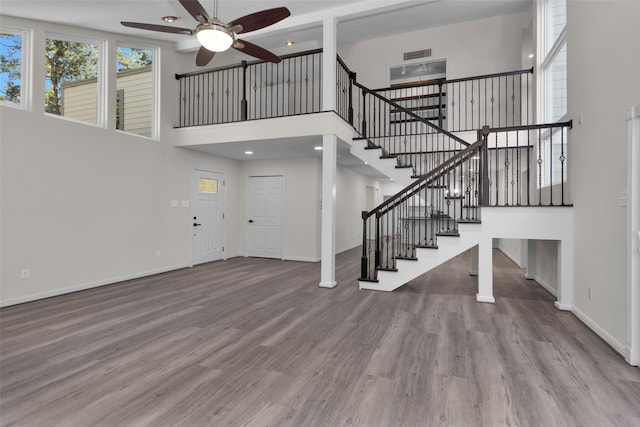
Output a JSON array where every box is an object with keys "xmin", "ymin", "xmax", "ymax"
[
  {"xmin": 175, "ymin": 48, "xmax": 324, "ymax": 79},
  {"xmin": 488, "ymin": 120, "xmax": 573, "ymax": 133},
  {"xmin": 365, "ymin": 137, "xmax": 485, "ymax": 220}
]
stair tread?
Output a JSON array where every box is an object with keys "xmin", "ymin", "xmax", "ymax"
[
  {"xmin": 358, "ymin": 277, "xmax": 379, "ymax": 283},
  {"xmin": 457, "ymin": 219, "xmax": 481, "ymax": 224},
  {"xmin": 415, "ymin": 244, "xmax": 438, "ymax": 249},
  {"xmin": 395, "ymin": 165, "xmax": 413, "ymax": 169},
  {"xmin": 436, "ymin": 231, "xmax": 460, "ymax": 237},
  {"xmin": 377, "ymin": 267, "xmax": 399, "ymax": 272},
  {"xmin": 395, "ymin": 256, "xmax": 418, "ymax": 261}
]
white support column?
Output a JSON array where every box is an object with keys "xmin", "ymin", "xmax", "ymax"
[
  {"xmin": 554, "ymin": 239, "xmax": 573, "ymax": 311},
  {"xmin": 319, "ymin": 133, "xmax": 337, "ymax": 288},
  {"xmin": 469, "ymin": 245, "xmax": 479, "ymax": 276},
  {"xmin": 477, "ymin": 237, "xmax": 495, "ymax": 303},
  {"xmin": 318, "ymin": 17, "xmax": 338, "ymax": 289},
  {"xmin": 322, "ymin": 16, "xmax": 337, "ymax": 112}
]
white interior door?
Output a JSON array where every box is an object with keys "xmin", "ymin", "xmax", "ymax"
[
  {"xmin": 247, "ymin": 175, "xmax": 283, "ymax": 259},
  {"xmin": 191, "ymin": 169, "xmax": 225, "ymax": 265}
]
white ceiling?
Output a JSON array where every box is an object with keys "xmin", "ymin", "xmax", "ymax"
[
  {"xmin": 1, "ymin": 0, "xmax": 531, "ymax": 180},
  {"xmin": 1, "ymin": 0, "xmax": 532, "ymax": 53}
]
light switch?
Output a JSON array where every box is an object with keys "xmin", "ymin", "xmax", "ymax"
[
  {"xmin": 171, "ymin": 200, "xmax": 178, "ymax": 207},
  {"xmin": 181, "ymin": 200, "xmax": 190, "ymax": 208},
  {"xmin": 619, "ymin": 191, "xmax": 628, "ymax": 207}
]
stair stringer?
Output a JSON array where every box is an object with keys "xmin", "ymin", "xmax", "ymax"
[
  {"xmin": 359, "ymin": 222, "xmax": 483, "ymax": 292},
  {"xmin": 350, "ymin": 139, "xmax": 415, "ymax": 187},
  {"xmin": 359, "ymin": 207, "xmax": 574, "ymax": 294}
]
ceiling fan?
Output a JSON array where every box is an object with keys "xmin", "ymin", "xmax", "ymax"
[{"xmin": 121, "ymin": 0, "xmax": 290, "ymax": 66}]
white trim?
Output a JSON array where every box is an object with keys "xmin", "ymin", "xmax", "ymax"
[
  {"xmin": 0, "ymin": 264, "xmax": 188, "ymax": 308},
  {"xmin": 0, "ymin": 25, "xmax": 31, "ymax": 111},
  {"xmin": 114, "ymin": 42, "xmax": 160, "ymax": 140},
  {"xmin": 571, "ymin": 304, "xmax": 628, "ymax": 358},
  {"xmin": 284, "ymin": 256, "xmax": 321, "ymax": 263},
  {"xmin": 476, "ymin": 294, "xmax": 496, "ymax": 303},
  {"xmin": 44, "ymin": 31, "xmax": 105, "ymax": 127},
  {"xmin": 627, "ymin": 104, "xmax": 640, "ymax": 366}
]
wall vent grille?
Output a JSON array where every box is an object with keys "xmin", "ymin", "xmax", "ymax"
[{"xmin": 403, "ymin": 49, "xmax": 432, "ymax": 61}]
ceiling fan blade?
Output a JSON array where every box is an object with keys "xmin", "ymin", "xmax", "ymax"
[
  {"xmin": 121, "ymin": 22, "xmax": 193, "ymax": 35},
  {"xmin": 229, "ymin": 7, "xmax": 290, "ymax": 34},
  {"xmin": 179, "ymin": 0, "xmax": 211, "ymax": 24},
  {"xmin": 234, "ymin": 39, "xmax": 281, "ymax": 63},
  {"xmin": 196, "ymin": 46, "xmax": 216, "ymax": 66}
]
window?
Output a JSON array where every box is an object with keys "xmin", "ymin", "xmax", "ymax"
[
  {"xmin": 45, "ymin": 34, "xmax": 102, "ymax": 125},
  {"xmin": 199, "ymin": 178, "xmax": 218, "ymax": 194},
  {"xmin": 540, "ymin": 0, "xmax": 567, "ymax": 123},
  {"xmin": 0, "ymin": 27, "xmax": 28, "ymax": 108},
  {"xmin": 116, "ymin": 45, "xmax": 156, "ymax": 138},
  {"xmin": 538, "ymin": 0, "xmax": 567, "ymax": 188}
]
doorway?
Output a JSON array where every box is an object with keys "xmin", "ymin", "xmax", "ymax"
[
  {"xmin": 246, "ymin": 175, "xmax": 284, "ymax": 259},
  {"xmin": 191, "ymin": 169, "xmax": 225, "ymax": 265}
]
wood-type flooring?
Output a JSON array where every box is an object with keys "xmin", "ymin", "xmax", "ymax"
[{"xmin": 1, "ymin": 248, "xmax": 639, "ymax": 426}]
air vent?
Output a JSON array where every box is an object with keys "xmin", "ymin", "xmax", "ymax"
[{"xmin": 403, "ymin": 49, "xmax": 432, "ymax": 61}]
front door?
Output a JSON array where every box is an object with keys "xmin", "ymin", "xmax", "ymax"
[
  {"xmin": 191, "ymin": 169, "xmax": 225, "ymax": 265},
  {"xmin": 247, "ymin": 175, "xmax": 283, "ymax": 259}
]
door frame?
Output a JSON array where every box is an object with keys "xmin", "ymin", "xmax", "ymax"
[
  {"xmin": 245, "ymin": 174, "xmax": 285, "ymax": 259},
  {"xmin": 190, "ymin": 168, "xmax": 227, "ymax": 267}
]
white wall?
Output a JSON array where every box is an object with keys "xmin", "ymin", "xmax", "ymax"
[
  {"xmin": 567, "ymin": 0, "xmax": 640, "ymax": 348},
  {"xmin": 336, "ymin": 167, "xmax": 382, "ymax": 253},
  {"xmin": 0, "ymin": 17, "xmax": 243, "ymax": 305},
  {"xmin": 338, "ymin": 10, "xmax": 532, "ymax": 89}
]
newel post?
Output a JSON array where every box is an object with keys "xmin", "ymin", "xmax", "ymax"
[
  {"xmin": 360, "ymin": 210, "xmax": 368, "ymax": 279},
  {"xmin": 241, "ymin": 60, "xmax": 248, "ymax": 121}
]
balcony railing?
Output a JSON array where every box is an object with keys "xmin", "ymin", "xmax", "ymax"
[{"xmin": 176, "ymin": 49, "xmax": 326, "ymax": 127}]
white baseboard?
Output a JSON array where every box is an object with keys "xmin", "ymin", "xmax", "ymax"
[
  {"xmin": 0, "ymin": 264, "xmax": 189, "ymax": 308},
  {"xmin": 571, "ymin": 304, "xmax": 627, "ymax": 358},
  {"xmin": 319, "ymin": 281, "xmax": 337, "ymax": 288},
  {"xmin": 476, "ymin": 294, "xmax": 496, "ymax": 303},
  {"xmin": 283, "ymin": 256, "xmax": 321, "ymax": 262}
]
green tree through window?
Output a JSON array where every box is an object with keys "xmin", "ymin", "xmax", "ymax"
[
  {"xmin": 45, "ymin": 38, "xmax": 99, "ymax": 117},
  {"xmin": 0, "ymin": 32, "xmax": 23, "ymax": 105}
]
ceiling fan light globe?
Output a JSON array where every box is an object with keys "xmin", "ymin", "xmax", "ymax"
[{"xmin": 196, "ymin": 24, "xmax": 234, "ymax": 52}]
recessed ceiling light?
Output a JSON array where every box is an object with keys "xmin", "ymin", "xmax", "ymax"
[
  {"xmin": 285, "ymin": 40, "xmax": 295, "ymax": 46},
  {"xmin": 314, "ymin": 146, "xmax": 323, "ymax": 150},
  {"xmin": 529, "ymin": 54, "xmax": 534, "ymax": 58},
  {"xmin": 245, "ymin": 151, "xmax": 253, "ymax": 155},
  {"xmin": 162, "ymin": 16, "xmax": 178, "ymax": 23}
]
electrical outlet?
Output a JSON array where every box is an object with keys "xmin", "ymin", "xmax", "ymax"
[
  {"xmin": 21, "ymin": 269, "xmax": 30, "ymax": 279},
  {"xmin": 588, "ymin": 287, "xmax": 592, "ymax": 300},
  {"xmin": 155, "ymin": 250, "xmax": 161, "ymax": 258}
]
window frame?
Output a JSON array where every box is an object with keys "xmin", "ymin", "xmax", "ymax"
[
  {"xmin": 44, "ymin": 32, "xmax": 105, "ymax": 127},
  {"xmin": 0, "ymin": 26, "xmax": 30, "ymax": 110},
  {"xmin": 115, "ymin": 42, "xmax": 159, "ymax": 140},
  {"xmin": 536, "ymin": 0, "xmax": 568, "ymax": 189}
]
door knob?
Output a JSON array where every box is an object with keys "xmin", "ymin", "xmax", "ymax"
[
  {"xmin": 193, "ymin": 222, "xmax": 202, "ymax": 227},
  {"xmin": 248, "ymin": 219, "xmax": 254, "ymax": 223}
]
